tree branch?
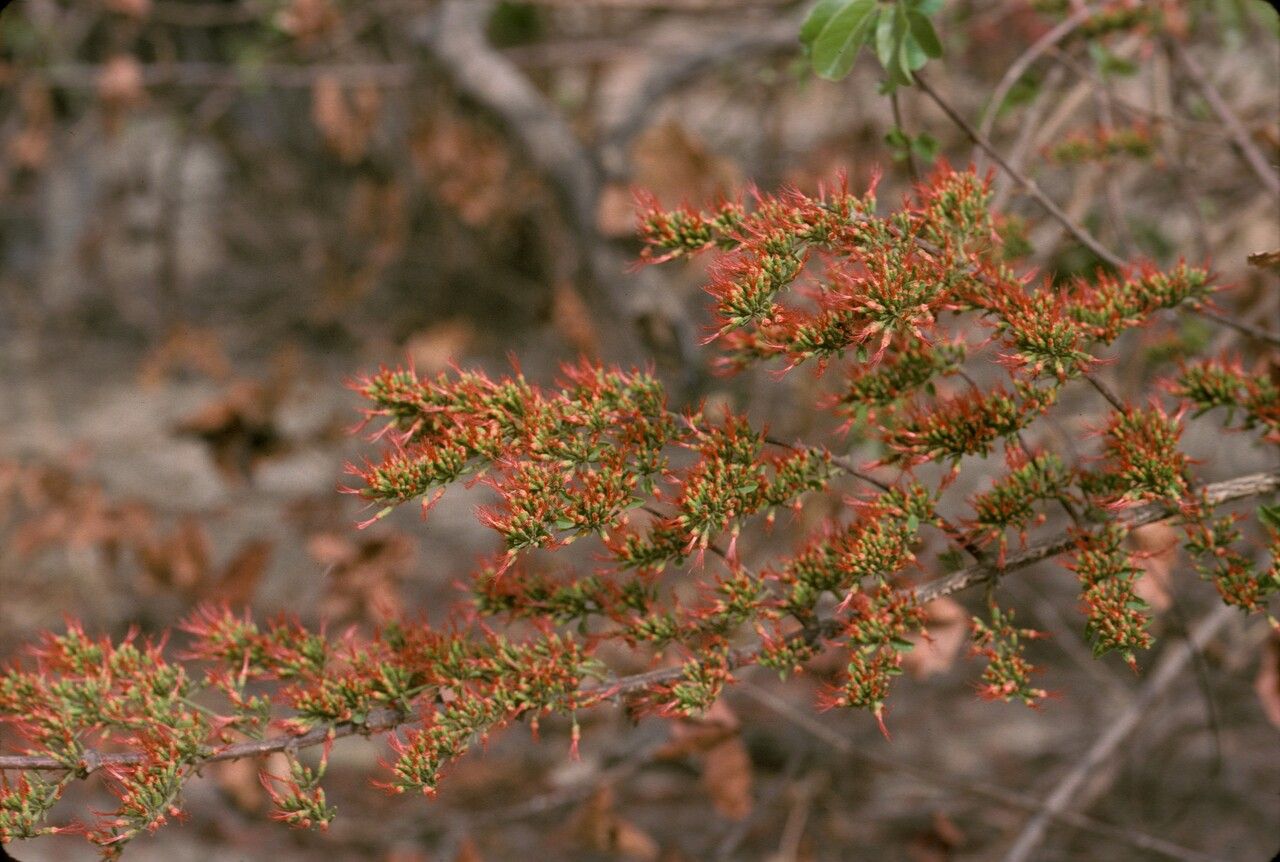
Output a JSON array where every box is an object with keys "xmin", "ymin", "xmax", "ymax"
[
  {"xmin": 738, "ymin": 680, "xmax": 1228, "ymax": 862},
  {"xmin": 914, "ymin": 70, "xmax": 1280, "ymax": 349},
  {"xmin": 6, "ymin": 469, "xmax": 1273, "ymax": 776},
  {"xmin": 1000, "ymin": 602, "xmax": 1238, "ymax": 862}
]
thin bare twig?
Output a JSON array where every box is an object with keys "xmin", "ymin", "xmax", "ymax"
[
  {"xmin": 915, "ymin": 70, "xmax": 1280, "ymax": 349},
  {"xmin": 1000, "ymin": 603, "xmax": 1238, "ymax": 862},
  {"xmin": 974, "ymin": 3, "xmax": 1093, "ymax": 166},
  {"xmin": 738, "ymin": 681, "xmax": 1227, "ymax": 862},
  {"xmin": 1167, "ymin": 39, "xmax": 1280, "ymax": 197}
]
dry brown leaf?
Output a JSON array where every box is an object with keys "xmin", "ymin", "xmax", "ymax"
[
  {"xmin": 176, "ymin": 379, "xmax": 288, "ymax": 484},
  {"xmin": 309, "ymin": 531, "xmax": 413, "ymax": 625},
  {"xmin": 1255, "ymin": 630, "xmax": 1280, "ymax": 730},
  {"xmin": 902, "ymin": 596, "xmax": 969, "ymax": 679},
  {"xmin": 657, "ymin": 697, "xmax": 740, "ymax": 759},
  {"xmin": 136, "ymin": 516, "xmax": 211, "ymax": 592},
  {"xmin": 702, "ymin": 735, "xmax": 753, "ymax": 820},
  {"xmin": 405, "ymin": 321, "xmax": 474, "ymax": 375},
  {"xmin": 410, "ymin": 112, "xmax": 529, "ymax": 226},
  {"xmin": 597, "ymin": 121, "xmax": 740, "ymax": 238},
  {"xmin": 98, "ymin": 55, "xmax": 146, "ymax": 133},
  {"xmin": 311, "ymin": 74, "xmax": 380, "ymax": 163},
  {"xmin": 551, "ymin": 282, "xmax": 599, "ymax": 356},
  {"xmin": 452, "ymin": 836, "xmax": 484, "ymax": 862},
  {"xmin": 8, "ymin": 83, "xmax": 54, "ymax": 171},
  {"xmin": 212, "ymin": 752, "xmax": 284, "ymax": 813},
  {"xmin": 138, "ymin": 326, "xmax": 232, "ymax": 388},
  {"xmin": 1130, "ymin": 523, "xmax": 1177, "ymax": 614},
  {"xmin": 208, "ymin": 539, "xmax": 273, "ymax": 606},
  {"xmin": 907, "ymin": 811, "xmax": 966, "ymax": 862},
  {"xmin": 568, "ymin": 785, "xmax": 660, "ymax": 862}
]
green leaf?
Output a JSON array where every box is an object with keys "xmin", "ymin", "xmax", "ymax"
[
  {"xmin": 875, "ymin": 5, "xmax": 897, "ymax": 71},
  {"xmin": 911, "ymin": 131, "xmax": 939, "ymax": 161},
  {"xmin": 1259, "ymin": 504, "xmax": 1280, "ymax": 532},
  {"xmin": 800, "ymin": 0, "xmax": 848, "ymax": 48},
  {"xmin": 907, "ymin": 10, "xmax": 943, "ymax": 58},
  {"xmin": 909, "ymin": 0, "xmax": 944, "ymax": 14},
  {"xmin": 812, "ymin": 0, "xmax": 877, "ymax": 80}
]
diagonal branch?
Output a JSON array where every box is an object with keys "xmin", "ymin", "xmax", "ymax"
[
  {"xmin": 999, "ymin": 602, "xmax": 1238, "ymax": 862},
  {"xmin": 914, "ymin": 70, "xmax": 1280, "ymax": 349},
  {"xmin": 1166, "ymin": 39, "xmax": 1280, "ymax": 197},
  {"xmin": 738, "ymin": 680, "xmax": 1228, "ymax": 862}
]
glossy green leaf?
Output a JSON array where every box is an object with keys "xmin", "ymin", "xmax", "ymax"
[
  {"xmin": 812, "ymin": 0, "xmax": 878, "ymax": 80},
  {"xmin": 907, "ymin": 10, "xmax": 943, "ymax": 58},
  {"xmin": 801, "ymin": 0, "xmax": 848, "ymax": 48}
]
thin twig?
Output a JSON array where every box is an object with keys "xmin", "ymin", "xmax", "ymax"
[
  {"xmin": 1166, "ymin": 39, "xmax": 1280, "ymax": 197},
  {"xmin": 974, "ymin": 3, "xmax": 1093, "ymax": 166},
  {"xmin": 1000, "ymin": 603, "xmax": 1238, "ymax": 862},
  {"xmin": 2, "ymin": 471, "xmax": 1274, "ymax": 776},
  {"xmin": 915, "ymin": 70, "xmax": 1280, "ymax": 349},
  {"xmin": 738, "ymin": 680, "xmax": 1227, "ymax": 862}
]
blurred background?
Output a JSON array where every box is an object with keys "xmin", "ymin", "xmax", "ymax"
[{"xmin": 1, "ymin": 1, "xmax": 1278, "ymax": 860}]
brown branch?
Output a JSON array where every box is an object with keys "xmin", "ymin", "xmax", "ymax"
[
  {"xmin": 2, "ymin": 469, "xmax": 1274, "ymax": 777},
  {"xmin": 1000, "ymin": 602, "xmax": 1238, "ymax": 862},
  {"xmin": 738, "ymin": 681, "xmax": 1228, "ymax": 862},
  {"xmin": 914, "ymin": 71, "xmax": 1280, "ymax": 349},
  {"xmin": 974, "ymin": 3, "xmax": 1093, "ymax": 162},
  {"xmin": 1166, "ymin": 39, "xmax": 1280, "ymax": 197}
]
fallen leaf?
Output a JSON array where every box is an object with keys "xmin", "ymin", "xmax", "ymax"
[
  {"xmin": 552, "ymin": 281, "xmax": 599, "ymax": 356},
  {"xmin": 208, "ymin": 539, "xmax": 273, "ymax": 606},
  {"xmin": 308, "ymin": 531, "xmax": 413, "ymax": 625},
  {"xmin": 138, "ymin": 325, "xmax": 232, "ymax": 388},
  {"xmin": 702, "ymin": 734, "xmax": 753, "ymax": 820},
  {"xmin": 176, "ymin": 378, "xmax": 289, "ymax": 484},
  {"xmin": 453, "ymin": 836, "xmax": 484, "ymax": 862},
  {"xmin": 568, "ymin": 785, "xmax": 660, "ymax": 862},
  {"xmin": 1247, "ymin": 249, "xmax": 1280, "ymax": 270}
]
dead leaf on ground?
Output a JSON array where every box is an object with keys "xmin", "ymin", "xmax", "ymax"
[
  {"xmin": 277, "ymin": 0, "xmax": 340, "ymax": 44},
  {"xmin": 308, "ymin": 530, "xmax": 413, "ymax": 625},
  {"xmin": 596, "ymin": 121, "xmax": 741, "ymax": 237},
  {"xmin": 658, "ymin": 698, "xmax": 753, "ymax": 820},
  {"xmin": 1129, "ymin": 522, "xmax": 1177, "ymax": 614},
  {"xmin": 567, "ymin": 784, "xmax": 660, "ymax": 862},
  {"xmin": 176, "ymin": 378, "xmax": 290, "ymax": 484},
  {"xmin": 103, "ymin": 0, "xmax": 152, "ymax": 19},
  {"xmin": 1255, "ymin": 629, "xmax": 1280, "ymax": 730},
  {"xmin": 311, "ymin": 73, "xmax": 381, "ymax": 163},
  {"xmin": 207, "ymin": 539, "xmax": 273, "ymax": 606},
  {"xmin": 701, "ymin": 732, "xmax": 753, "ymax": 820},
  {"xmin": 902, "ymin": 596, "xmax": 969, "ymax": 679},
  {"xmin": 906, "ymin": 811, "xmax": 966, "ymax": 862},
  {"xmin": 552, "ymin": 281, "xmax": 599, "ymax": 356},
  {"xmin": 98, "ymin": 55, "xmax": 145, "ymax": 133},
  {"xmin": 138, "ymin": 325, "xmax": 232, "ymax": 388}
]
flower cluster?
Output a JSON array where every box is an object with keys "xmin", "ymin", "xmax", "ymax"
[
  {"xmin": 967, "ymin": 450, "xmax": 1071, "ymax": 563},
  {"xmin": 1065, "ymin": 525, "xmax": 1152, "ymax": 670},
  {"xmin": 1171, "ymin": 357, "xmax": 1280, "ymax": 443},
  {"xmin": 970, "ymin": 605, "xmax": 1047, "ymax": 706}
]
